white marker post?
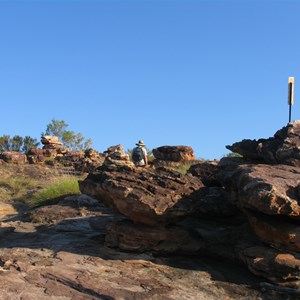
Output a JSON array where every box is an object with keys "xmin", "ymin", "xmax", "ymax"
[{"xmin": 288, "ymin": 77, "xmax": 294, "ymax": 122}]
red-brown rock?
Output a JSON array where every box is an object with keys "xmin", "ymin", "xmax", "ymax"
[
  {"xmin": 226, "ymin": 121, "xmax": 300, "ymax": 166},
  {"xmin": 246, "ymin": 211, "xmax": 300, "ymax": 252},
  {"xmin": 79, "ymin": 166, "xmax": 204, "ymax": 225},
  {"xmin": 152, "ymin": 145, "xmax": 196, "ymax": 162},
  {"xmin": 217, "ymin": 159, "xmax": 300, "ymax": 218},
  {"xmin": 0, "ymin": 152, "xmax": 27, "ymax": 164},
  {"xmin": 239, "ymin": 246, "xmax": 300, "ymax": 289}
]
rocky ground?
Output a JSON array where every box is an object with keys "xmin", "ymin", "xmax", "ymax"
[{"xmin": 0, "ymin": 196, "xmax": 277, "ymax": 300}]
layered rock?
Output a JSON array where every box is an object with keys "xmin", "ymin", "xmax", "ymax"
[
  {"xmin": 25, "ymin": 136, "xmax": 104, "ymax": 173},
  {"xmin": 216, "ymin": 160, "xmax": 300, "ymax": 218},
  {"xmin": 239, "ymin": 246, "xmax": 300, "ymax": 289},
  {"xmin": 79, "ymin": 144, "xmax": 250, "ymax": 262},
  {"xmin": 226, "ymin": 121, "xmax": 300, "ymax": 166},
  {"xmin": 41, "ymin": 135, "xmax": 63, "ymax": 148},
  {"xmin": 79, "ymin": 122, "xmax": 300, "ymax": 295},
  {"xmin": 152, "ymin": 145, "xmax": 196, "ymax": 162},
  {"xmin": 215, "ymin": 122, "xmax": 300, "ymax": 290},
  {"xmin": 79, "ymin": 160, "xmax": 204, "ymax": 225}
]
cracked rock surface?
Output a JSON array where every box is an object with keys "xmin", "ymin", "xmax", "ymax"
[{"xmin": 0, "ymin": 197, "xmax": 274, "ymax": 300}]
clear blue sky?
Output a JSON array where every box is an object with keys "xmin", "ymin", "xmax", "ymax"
[{"xmin": 0, "ymin": 0, "xmax": 299, "ymax": 159}]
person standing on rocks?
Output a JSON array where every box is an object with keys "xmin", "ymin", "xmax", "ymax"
[{"xmin": 132, "ymin": 140, "xmax": 148, "ymax": 167}]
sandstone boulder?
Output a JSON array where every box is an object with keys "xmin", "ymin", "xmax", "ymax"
[
  {"xmin": 226, "ymin": 121, "xmax": 300, "ymax": 166},
  {"xmin": 0, "ymin": 152, "xmax": 27, "ymax": 164},
  {"xmin": 216, "ymin": 159, "xmax": 300, "ymax": 218},
  {"xmin": 79, "ymin": 165, "xmax": 204, "ymax": 225},
  {"xmin": 152, "ymin": 145, "xmax": 196, "ymax": 162},
  {"xmin": 41, "ymin": 135, "xmax": 62, "ymax": 146},
  {"xmin": 239, "ymin": 246, "xmax": 300, "ymax": 289}
]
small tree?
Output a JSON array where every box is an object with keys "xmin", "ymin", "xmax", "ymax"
[
  {"xmin": 43, "ymin": 119, "xmax": 68, "ymax": 140},
  {"xmin": 0, "ymin": 135, "xmax": 11, "ymax": 152},
  {"xmin": 22, "ymin": 136, "xmax": 40, "ymax": 153},
  {"xmin": 11, "ymin": 135, "xmax": 23, "ymax": 152},
  {"xmin": 43, "ymin": 119, "xmax": 93, "ymax": 151}
]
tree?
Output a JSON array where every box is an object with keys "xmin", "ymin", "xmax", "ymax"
[
  {"xmin": 22, "ymin": 136, "xmax": 40, "ymax": 153},
  {"xmin": 43, "ymin": 119, "xmax": 93, "ymax": 151},
  {"xmin": 0, "ymin": 135, "xmax": 10, "ymax": 152},
  {"xmin": 11, "ymin": 135, "xmax": 23, "ymax": 152},
  {"xmin": 0, "ymin": 135, "xmax": 39, "ymax": 153},
  {"xmin": 43, "ymin": 119, "xmax": 68, "ymax": 140}
]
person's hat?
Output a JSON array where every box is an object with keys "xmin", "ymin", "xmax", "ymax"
[{"xmin": 136, "ymin": 140, "xmax": 145, "ymax": 146}]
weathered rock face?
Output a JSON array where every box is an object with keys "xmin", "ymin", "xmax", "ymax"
[
  {"xmin": 102, "ymin": 144, "xmax": 134, "ymax": 171},
  {"xmin": 226, "ymin": 121, "xmax": 300, "ymax": 166},
  {"xmin": 152, "ymin": 145, "xmax": 196, "ymax": 162},
  {"xmin": 246, "ymin": 211, "xmax": 300, "ymax": 252},
  {"xmin": 0, "ymin": 151, "xmax": 27, "ymax": 164},
  {"xmin": 79, "ymin": 166, "xmax": 204, "ymax": 225},
  {"xmin": 214, "ymin": 154, "xmax": 300, "ymax": 292},
  {"xmin": 78, "ymin": 122, "xmax": 300, "ymax": 296},
  {"xmin": 41, "ymin": 135, "xmax": 63, "ymax": 148},
  {"xmin": 0, "ymin": 195, "xmax": 269, "ymax": 300},
  {"xmin": 239, "ymin": 246, "xmax": 300, "ymax": 289},
  {"xmin": 216, "ymin": 159, "xmax": 300, "ymax": 218}
]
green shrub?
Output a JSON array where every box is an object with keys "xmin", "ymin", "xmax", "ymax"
[{"xmin": 31, "ymin": 176, "xmax": 80, "ymax": 207}]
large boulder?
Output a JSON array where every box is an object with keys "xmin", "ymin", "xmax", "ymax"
[
  {"xmin": 226, "ymin": 121, "xmax": 300, "ymax": 166},
  {"xmin": 216, "ymin": 159, "xmax": 300, "ymax": 218},
  {"xmin": 41, "ymin": 135, "xmax": 63, "ymax": 148},
  {"xmin": 79, "ymin": 165, "xmax": 204, "ymax": 225},
  {"xmin": 0, "ymin": 152, "xmax": 27, "ymax": 164},
  {"xmin": 152, "ymin": 145, "xmax": 196, "ymax": 162}
]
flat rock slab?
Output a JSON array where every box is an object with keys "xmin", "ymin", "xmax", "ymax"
[{"xmin": 0, "ymin": 196, "xmax": 270, "ymax": 300}]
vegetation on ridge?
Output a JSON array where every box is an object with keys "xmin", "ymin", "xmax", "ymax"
[
  {"xmin": 0, "ymin": 118, "xmax": 93, "ymax": 153},
  {"xmin": 0, "ymin": 163, "xmax": 83, "ymax": 207},
  {"xmin": 43, "ymin": 118, "xmax": 93, "ymax": 150}
]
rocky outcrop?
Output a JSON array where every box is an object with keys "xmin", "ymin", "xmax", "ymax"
[
  {"xmin": 214, "ymin": 122, "xmax": 300, "ymax": 290},
  {"xmin": 79, "ymin": 144, "xmax": 250, "ymax": 262},
  {"xmin": 152, "ymin": 145, "xmax": 196, "ymax": 162},
  {"xmin": 0, "ymin": 151, "xmax": 27, "ymax": 164},
  {"xmin": 79, "ymin": 121, "xmax": 300, "ymax": 296},
  {"xmin": 79, "ymin": 150, "xmax": 204, "ymax": 225},
  {"xmin": 25, "ymin": 136, "xmax": 105, "ymax": 173},
  {"xmin": 55, "ymin": 149, "xmax": 105, "ymax": 173},
  {"xmin": 216, "ymin": 159, "xmax": 300, "ymax": 218},
  {"xmin": 226, "ymin": 121, "xmax": 300, "ymax": 166}
]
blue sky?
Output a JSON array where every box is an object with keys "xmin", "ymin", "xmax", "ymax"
[{"xmin": 0, "ymin": 0, "xmax": 299, "ymax": 159}]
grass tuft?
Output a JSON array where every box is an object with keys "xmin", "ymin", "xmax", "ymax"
[
  {"xmin": 0, "ymin": 177, "xmax": 37, "ymax": 201},
  {"xmin": 30, "ymin": 176, "xmax": 80, "ymax": 207},
  {"xmin": 170, "ymin": 162, "xmax": 194, "ymax": 174}
]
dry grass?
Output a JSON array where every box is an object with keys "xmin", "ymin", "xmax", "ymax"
[{"xmin": 0, "ymin": 162, "xmax": 84, "ymax": 206}]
